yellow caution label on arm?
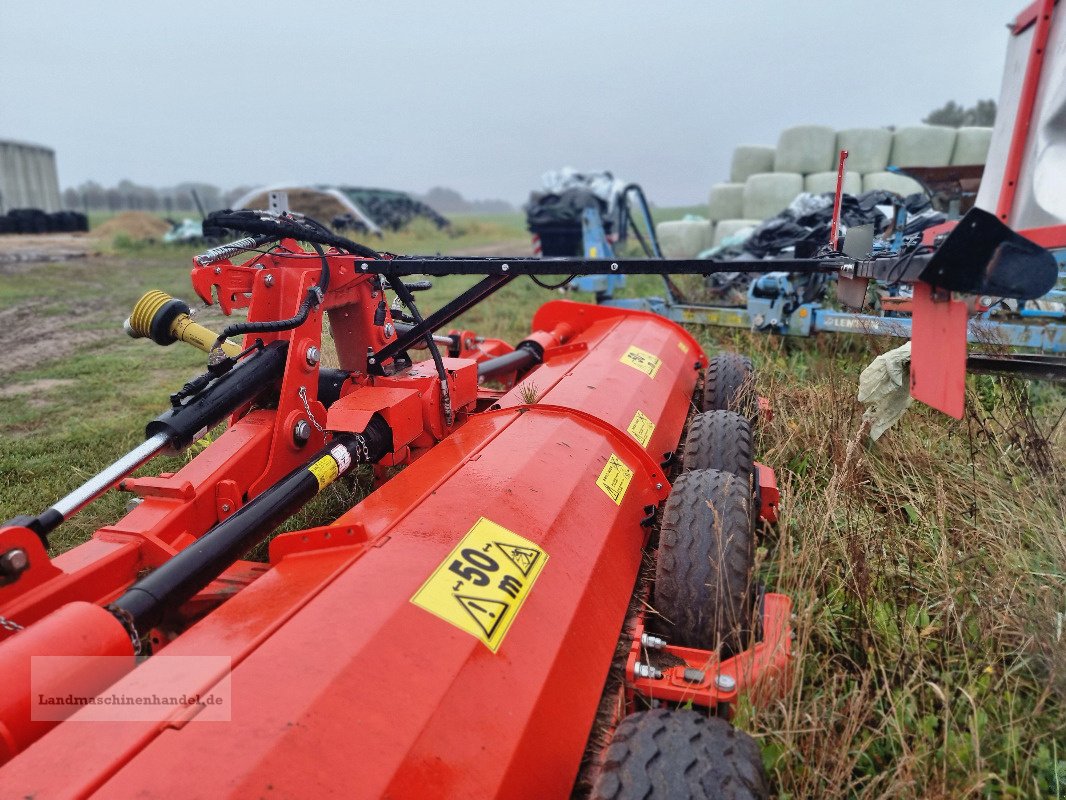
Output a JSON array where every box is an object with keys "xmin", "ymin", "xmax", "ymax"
[
  {"xmin": 627, "ymin": 410, "xmax": 656, "ymax": 448},
  {"xmin": 307, "ymin": 455, "xmax": 340, "ymax": 490},
  {"xmin": 410, "ymin": 518, "xmax": 549, "ymax": 652},
  {"xmin": 620, "ymin": 345, "xmax": 662, "ymax": 378},
  {"xmin": 596, "ymin": 453, "xmax": 634, "ymax": 505}
]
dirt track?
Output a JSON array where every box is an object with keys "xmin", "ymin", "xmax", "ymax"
[{"xmin": 0, "ymin": 234, "xmax": 97, "ymax": 270}]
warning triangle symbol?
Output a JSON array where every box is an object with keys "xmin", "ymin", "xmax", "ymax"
[
  {"xmin": 455, "ymin": 595, "xmax": 510, "ymax": 640},
  {"xmin": 494, "ymin": 542, "xmax": 541, "ymax": 577}
]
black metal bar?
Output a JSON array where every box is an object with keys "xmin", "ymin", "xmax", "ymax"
[
  {"xmin": 373, "ymin": 273, "xmax": 516, "ymax": 365},
  {"xmin": 361, "ymin": 256, "xmax": 848, "ymax": 277},
  {"xmin": 477, "ymin": 345, "xmax": 540, "ymax": 380},
  {"xmin": 146, "ymin": 341, "xmax": 290, "ymax": 449},
  {"xmin": 966, "ymin": 353, "xmax": 1066, "ymax": 382}
]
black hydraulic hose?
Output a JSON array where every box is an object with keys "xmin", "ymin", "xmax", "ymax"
[
  {"xmin": 204, "ymin": 210, "xmax": 380, "ymax": 260},
  {"xmin": 389, "ymin": 278, "xmax": 454, "ymax": 426},
  {"xmin": 111, "ymin": 418, "xmax": 392, "ymax": 635},
  {"xmin": 212, "ymin": 242, "xmax": 331, "ymax": 350},
  {"xmin": 620, "ymin": 184, "xmax": 663, "ymax": 259}
]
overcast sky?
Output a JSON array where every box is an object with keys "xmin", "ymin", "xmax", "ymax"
[{"xmin": 1, "ymin": 1, "xmax": 1015, "ymax": 206}]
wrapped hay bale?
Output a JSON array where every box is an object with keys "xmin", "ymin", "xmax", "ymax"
[
  {"xmin": 890, "ymin": 125, "xmax": 957, "ymax": 167},
  {"xmin": 707, "ymin": 183, "xmax": 744, "ymax": 221},
  {"xmin": 713, "ymin": 219, "xmax": 761, "ymax": 246},
  {"xmin": 730, "ymin": 145, "xmax": 776, "ymax": 183},
  {"xmin": 656, "ymin": 219, "xmax": 713, "ymax": 258},
  {"xmin": 773, "ymin": 125, "xmax": 837, "ymax": 174},
  {"xmin": 743, "ymin": 172, "xmax": 804, "ymax": 220},
  {"xmin": 836, "ymin": 127, "xmax": 893, "ymax": 173},
  {"xmin": 804, "ymin": 171, "xmax": 862, "ymax": 196},
  {"xmin": 951, "ymin": 127, "xmax": 993, "ymax": 165},
  {"xmin": 862, "ymin": 171, "xmax": 924, "ymax": 197}
]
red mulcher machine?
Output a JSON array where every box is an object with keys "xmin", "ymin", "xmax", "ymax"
[{"xmin": 0, "ymin": 206, "xmax": 1055, "ymax": 798}]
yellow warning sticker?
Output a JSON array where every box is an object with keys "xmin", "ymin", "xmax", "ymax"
[
  {"xmin": 677, "ymin": 340, "xmax": 690, "ymax": 353},
  {"xmin": 620, "ymin": 345, "xmax": 662, "ymax": 379},
  {"xmin": 596, "ymin": 453, "xmax": 634, "ymax": 505},
  {"xmin": 410, "ymin": 517, "xmax": 549, "ymax": 652},
  {"xmin": 627, "ymin": 410, "xmax": 656, "ymax": 448},
  {"xmin": 307, "ymin": 455, "xmax": 339, "ymax": 490}
]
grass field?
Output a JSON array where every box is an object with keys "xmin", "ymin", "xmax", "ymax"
[{"xmin": 1, "ymin": 216, "xmax": 1064, "ymax": 797}]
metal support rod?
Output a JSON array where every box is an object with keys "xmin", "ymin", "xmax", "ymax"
[
  {"xmin": 374, "ymin": 273, "xmax": 515, "ymax": 364},
  {"xmin": 51, "ymin": 433, "xmax": 170, "ymax": 520},
  {"xmin": 476, "ymin": 346, "xmax": 540, "ymax": 379}
]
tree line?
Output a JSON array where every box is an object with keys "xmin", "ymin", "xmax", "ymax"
[{"xmin": 62, "ymin": 181, "xmax": 514, "ymax": 216}]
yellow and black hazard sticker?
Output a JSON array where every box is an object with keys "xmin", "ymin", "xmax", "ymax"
[
  {"xmin": 410, "ymin": 517, "xmax": 549, "ymax": 652},
  {"xmin": 620, "ymin": 345, "xmax": 662, "ymax": 379},
  {"xmin": 596, "ymin": 453, "xmax": 634, "ymax": 505},
  {"xmin": 627, "ymin": 410, "xmax": 656, "ymax": 448},
  {"xmin": 307, "ymin": 454, "xmax": 339, "ymax": 490}
]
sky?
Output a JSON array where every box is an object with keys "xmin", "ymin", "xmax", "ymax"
[{"xmin": 1, "ymin": 1, "xmax": 1016, "ymax": 206}]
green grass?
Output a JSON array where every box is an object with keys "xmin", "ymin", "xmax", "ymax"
[{"xmin": 1, "ymin": 216, "xmax": 1064, "ymax": 797}]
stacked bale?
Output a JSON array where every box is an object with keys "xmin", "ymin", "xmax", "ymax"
[
  {"xmin": 743, "ymin": 172, "xmax": 804, "ymax": 220},
  {"xmin": 713, "ymin": 219, "xmax": 761, "ymax": 246},
  {"xmin": 889, "ymin": 125, "xmax": 957, "ymax": 168},
  {"xmin": 773, "ymin": 125, "xmax": 837, "ymax": 174},
  {"xmin": 804, "ymin": 171, "xmax": 862, "ymax": 196},
  {"xmin": 707, "ymin": 183, "xmax": 744, "ymax": 221},
  {"xmin": 656, "ymin": 220, "xmax": 714, "ymax": 258},
  {"xmin": 951, "ymin": 127, "xmax": 994, "ymax": 165},
  {"xmin": 730, "ymin": 146, "xmax": 776, "ymax": 183},
  {"xmin": 862, "ymin": 172, "xmax": 924, "ymax": 196},
  {"xmin": 835, "ymin": 128, "xmax": 893, "ymax": 174}
]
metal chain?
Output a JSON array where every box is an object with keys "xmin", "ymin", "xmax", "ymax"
[
  {"xmin": 107, "ymin": 605, "xmax": 143, "ymax": 656},
  {"xmin": 0, "ymin": 615, "xmax": 24, "ymax": 632},
  {"xmin": 297, "ymin": 386, "xmax": 325, "ymax": 433},
  {"xmin": 353, "ymin": 433, "xmax": 369, "ymax": 463}
]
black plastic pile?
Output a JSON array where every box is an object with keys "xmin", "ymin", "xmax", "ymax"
[
  {"xmin": 719, "ymin": 190, "xmax": 945, "ymax": 260},
  {"xmin": 524, "ymin": 188, "xmax": 606, "ymax": 256},
  {"xmin": 336, "ymin": 188, "xmax": 450, "ymax": 232},
  {"xmin": 0, "ymin": 208, "xmax": 89, "ymax": 235}
]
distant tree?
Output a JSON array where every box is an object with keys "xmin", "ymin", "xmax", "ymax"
[
  {"xmin": 62, "ymin": 187, "xmax": 80, "ymax": 210},
  {"xmin": 422, "ymin": 187, "xmax": 467, "ymax": 213},
  {"xmin": 923, "ymin": 99, "xmax": 997, "ymax": 127}
]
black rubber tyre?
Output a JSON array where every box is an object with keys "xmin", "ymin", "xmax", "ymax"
[
  {"xmin": 591, "ymin": 709, "xmax": 769, "ymax": 800},
  {"xmin": 681, "ymin": 411, "xmax": 754, "ymax": 485},
  {"xmin": 703, "ymin": 353, "xmax": 756, "ymax": 423},
  {"xmin": 653, "ymin": 469, "xmax": 755, "ymax": 652}
]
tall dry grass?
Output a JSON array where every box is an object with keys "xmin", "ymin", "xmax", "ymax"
[{"xmin": 707, "ymin": 330, "xmax": 1066, "ymax": 798}]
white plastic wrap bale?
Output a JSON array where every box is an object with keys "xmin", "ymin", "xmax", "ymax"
[
  {"xmin": 655, "ymin": 219, "xmax": 714, "ymax": 258},
  {"xmin": 835, "ymin": 128, "xmax": 893, "ymax": 173},
  {"xmin": 743, "ymin": 172, "xmax": 804, "ymax": 220},
  {"xmin": 804, "ymin": 171, "xmax": 862, "ymax": 196},
  {"xmin": 712, "ymin": 219, "xmax": 761, "ymax": 246},
  {"xmin": 707, "ymin": 183, "xmax": 744, "ymax": 221},
  {"xmin": 862, "ymin": 171, "xmax": 924, "ymax": 197},
  {"xmin": 773, "ymin": 125, "xmax": 837, "ymax": 174},
  {"xmin": 950, "ymin": 127, "xmax": 993, "ymax": 165},
  {"xmin": 889, "ymin": 126, "xmax": 957, "ymax": 168},
  {"xmin": 730, "ymin": 145, "xmax": 776, "ymax": 183}
]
